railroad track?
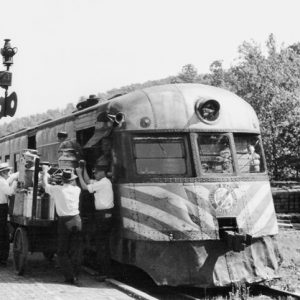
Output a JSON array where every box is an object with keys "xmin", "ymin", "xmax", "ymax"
[
  {"xmin": 107, "ymin": 281, "xmax": 300, "ymax": 300},
  {"xmin": 84, "ymin": 265, "xmax": 300, "ymax": 299},
  {"xmin": 166, "ymin": 285, "xmax": 300, "ymax": 300},
  {"xmin": 252, "ymin": 284, "xmax": 300, "ymax": 299}
]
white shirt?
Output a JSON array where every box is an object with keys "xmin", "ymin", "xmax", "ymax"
[
  {"xmin": 0, "ymin": 175, "xmax": 17, "ymax": 204},
  {"xmin": 87, "ymin": 177, "xmax": 114, "ymax": 210},
  {"xmin": 45, "ymin": 183, "xmax": 80, "ymax": 217}
]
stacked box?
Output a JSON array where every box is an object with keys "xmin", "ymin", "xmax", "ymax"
[
  {"xmin": 13, "ymin": 191, "xmax": 25, "ymax": 216},
  {"xmin": 35, "ymin": 193, "xmax": 56, "ymax": 220},
  {"xmin": 272, "ymin": 188, "xmax": 300, "ymax": 213},
  {"xmin": 23, "ymin": 188, "xmax": 33, "ymax": 218}
]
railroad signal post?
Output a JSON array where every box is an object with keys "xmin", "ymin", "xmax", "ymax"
[{"xmin": 0, "ymin": 38, "xmax": 18, "ymax": 118}]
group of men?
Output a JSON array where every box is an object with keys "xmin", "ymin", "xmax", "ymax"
[
  {"xmin": 0, "ymin": 131, "xmax": 114, "ymax": 287},
  {"xmin": 43, "ymin": 160, "xmax": 113, "ymax": 285},
  {"xmin": 44, "ymin": 131, "xmax": 114, "ymax": 285}
]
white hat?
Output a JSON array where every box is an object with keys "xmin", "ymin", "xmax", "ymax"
[{"xmin": 0, "ymin": 162, "xmax": 12, "ymax": 173}]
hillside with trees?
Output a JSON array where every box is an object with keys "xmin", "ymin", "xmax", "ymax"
[
  {"xmin": 1, "ymin": 34, "xmax": 300, "ymax": 180},
  {"xmin": 0, "ymin": 103, "xmax": 76, "ymax": 137}
]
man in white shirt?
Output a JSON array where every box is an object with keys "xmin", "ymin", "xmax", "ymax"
[
  {"xmin": 43, "ymin": 167, "xmax": 82, "ymax": 285},
  {"xmin": 0, "ymin": 162, "xmax": 18, "ymax": 266},
  {"xmin": 76, "ymin": 161, "xmax": 114, "ymax": 281}
]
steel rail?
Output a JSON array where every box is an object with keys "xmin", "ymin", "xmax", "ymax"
[{"xmin": 255, "ymin": 284, "xmax": 300, "ymax": 299}]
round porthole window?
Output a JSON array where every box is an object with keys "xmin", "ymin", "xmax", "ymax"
[{"xmin": 195, "ymin": 99, "xmax": 220, "ymax": 124}]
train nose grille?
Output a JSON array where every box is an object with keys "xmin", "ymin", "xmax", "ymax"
[
  {"xmin": 217, "ymin": 217, "xmax": 238, "ymax": 239},
  {"xmin": 217, "ymin": 217, "xmax": 252, "ymax": 251}
]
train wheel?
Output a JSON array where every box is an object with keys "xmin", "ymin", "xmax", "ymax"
[{"xmin": 13, "ymin": 227, "xmax": 28, "ymax": 275}]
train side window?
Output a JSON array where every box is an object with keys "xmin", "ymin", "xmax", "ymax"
[
  {"xmin": 234, "ymin": 134, "xmax": 265, "ymax": 173},
  {"xmin": 133, "ymin": 137, "xmax": 187, "ymax": 175},
  {"xmin": 76, "ymin": 127, "xmax": 95, "ymax": 147},
  {"xmin": 28, "ymin": 135, "xmax": 36, "ymax": 149},
  {"xmin": 197, "ymin": 134, "xmax": 233, "ymax": 174},
  {"xmin": 5, "ymin": 155, "xmax": 10, "ymax": 165},
  {"xmin": 14, "ymin": 153, "xmax": 19, "ymax": 172}
]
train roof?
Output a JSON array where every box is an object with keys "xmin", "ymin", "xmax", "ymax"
[
  {"xmin": 0, "ymin": 83, "xmax": 260, "ymax": 141},
  {"xmin": 106, "ymin": 83, "xmax": 260, "ymax": 133}
]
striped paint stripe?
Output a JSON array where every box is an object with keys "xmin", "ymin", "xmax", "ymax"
[
  {"xmin": 134, "ymin": 185, "xmax": 191, "ymax": 213},
  {"xmin": 244, "ymin": 187, "xmax": 278, "ymax": 235},
  {"xmin": 120, "ymin": 186, "xmax": 217, "ymax": 238},
  {"xmin": 251, "ymin": 200, "xmax": 278, "ymax": 236},
  {"xmin": 262, "ymin": 213, "xmax": 278, "ymax": 235},
  {"xmin": 235, "ymin": 182, "xmax": 278, "ymax": 235},
  {"xmin": 133, "ymin": 184, "xmax": 217, "ymax": 237},
  {"xmin": 235, "ymin": 183, "xmax": 252, "ymax": 230},
  {"xmin": 122, "ymin": 187, "xmax": 201, "ymax": 228},
  {"xmin": 122, "ymin": 217, "xmax": 170, "ymax": 241},
  {"xmin": 184, "ymin": 185, "xmax": 215, "ymax": 229},
  {"xmin": 121, "ymin": 206, "xmax": 191, "ymax": 237},
  {"xmin": 134, "ymin": 185, "xmax": 215, "ymax": 228},
  {"xmin": 238, "ymin": 183, "xmax": 270, "ymax": 228},
  {"xmin": 119, "ymin": 180, "xmax": 277, "ymax": 240},
  {"xmin": 121, "ymin": 197, "xmax": 200, "ymax": 231}
]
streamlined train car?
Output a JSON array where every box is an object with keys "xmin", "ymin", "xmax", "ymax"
[
  {"xmin": 105, "ymin": 83, "xmax": 280, "ymax": 287},
  {"xmin": 0, "ymin": 83, "xmax": 280, "ymax": 287}
]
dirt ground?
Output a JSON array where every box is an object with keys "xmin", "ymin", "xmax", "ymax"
[{"xmin": 271, "ymin": 228, "xmax": 300, "ymax": 294}]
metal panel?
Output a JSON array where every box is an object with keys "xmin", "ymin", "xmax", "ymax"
[
  {"xmin": 74, "ymin": 111, "xmax": 97, "ymax": 130},
  {"xmin": 108, "ymin": 84, "xmax": 260, "ymax": 133},
  {"xmin": 2, "ymin": 140, "xmax": 10, "ymax": 157},
  {"xmin": 111, "ymin": 236, "xmax": 280, "ymax": 287},
  {"xmin": 36, "ymin": 120, "xmax": 75, "ymax": 147},
  {"xmin": 36, "ymin": 121, "xmax": 75, "ymax": 164}
]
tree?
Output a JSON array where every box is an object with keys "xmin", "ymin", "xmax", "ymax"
[
  {"xmin": 207, "ymin": 60, "xmax": 228, "ymax": 88},
  {"xmin": 0, "ymin": 103, "xmax": 76, "ymax": 137},
  {"xmin": 224, "ymin": 34, "xmax": 300, "ymax": 179},
  {"xmin": 177, "ymin": 64, "xmax": 198, "ymax": 83}
]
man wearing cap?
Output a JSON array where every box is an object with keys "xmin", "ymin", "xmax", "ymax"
[
  {"xmin": 42, "ymin": 167, "xmax": 82, "ymax": 285},
  {"xmin": 0, "ymin": 162, "xmax": 19, "ymax": 266},
  {"xmin": 76, "ymin": 160, "xmax": 114, "ymax": 281}
]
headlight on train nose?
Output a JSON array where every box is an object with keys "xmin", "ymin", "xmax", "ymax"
[{"xmin": 195, "ymin": 99, "xmax": 220, "ymax": 123}]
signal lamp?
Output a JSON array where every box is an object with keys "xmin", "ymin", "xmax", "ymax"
[
  {"xmin": 0, "ymin": 39, "xmax": 18, "ymax": 118},
  {"xmin": 1, "ymin": 39, "xmax": 17, "ymax": 70}
]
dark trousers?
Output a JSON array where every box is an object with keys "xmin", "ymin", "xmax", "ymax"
[
  {"xmin": 57, "ymin": 214, "xmax": 82, "ymax": 281},
  {"xmin": 95, "ymin": 209, "xmax": 113, "ymax": 276},
  {"xmin": 0, "ymin": 204, "xmax": 9, "ymax": 262}
]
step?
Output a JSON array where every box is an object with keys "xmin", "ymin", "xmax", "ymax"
[
  {"xmin": 278, "ymin": 222, "xmax": 293, "ymax": 228},
  {"xmin": 277, "ymin": 219, "xmax": 293, "ymax": 224}
]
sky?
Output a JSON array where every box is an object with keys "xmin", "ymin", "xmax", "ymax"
[{"xmin": 0, "ymin": 0, "xmax": 300, "ymax": 122}]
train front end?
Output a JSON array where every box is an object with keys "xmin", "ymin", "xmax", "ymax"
[{"xmin": 108, "ymin": 84, "xmax": 281, "ymax": 287}]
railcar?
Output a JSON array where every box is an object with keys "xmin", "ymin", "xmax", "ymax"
[{"xmin": 0, "ymin": 83, "xmax": 280, "ymax": 287}]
